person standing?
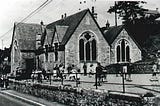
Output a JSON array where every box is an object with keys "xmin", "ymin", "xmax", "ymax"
[
  {"xmin": 89, "ymin": 64, "xmax": 94, "ymax": 77},
  {"xmin": 123, "ymin": 65, "xmax": 127, "ymax": 80},
  {"xmin": 95, "ymin": 62, "xmax": 103, "ymax": 86},
  {"xmin": 152, "ymin": 62, "xmax": 157, "ymax": 77},
  {"xmin": 54, "ymin": 64, "xmax": 60, "ymax": 78}
]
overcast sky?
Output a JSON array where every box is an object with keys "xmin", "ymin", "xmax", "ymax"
[{"xmin": 0, "ymin": 0, "xmax": 159, "ymax": 49}]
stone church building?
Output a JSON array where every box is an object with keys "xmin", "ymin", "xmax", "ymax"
[{"xmin": 11, "ymin": 9, "xmax": 141, "ymax": 76}]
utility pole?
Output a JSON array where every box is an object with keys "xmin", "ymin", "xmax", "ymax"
[
  {"xmin": 115, "ymin": 1, "xmax": 117, "ymax": 26},
  {"xmin": 1, "ymin": 40, "xmax": 3, "ymax": 50}
]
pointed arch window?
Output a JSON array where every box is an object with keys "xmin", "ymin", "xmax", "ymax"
[
  {"xmin": 79, "ymin": 32, "xmax": 97, "ymax": 62},
  {"xmin": 117, "ymin": 45, "xmax": 120, "ymax": 62},
  {"xmin": 116, "ymin": 39, "xmax": 131, "ymax": 63},
  {"xmin": 121, "ymin": 39, "xmax": 125, "ymax": 61},
  {"xmin": 126, "ymin": 46, "xmax": 130, "ymax": 62},
  {"xmin": 79, "ymin": 39, "xmax": 84, "ymax": 60},
  {"xmin": 86, "ymin": 42, "xmax": 90, "ymax": 60},
  {"xmin": 92, "ymin": 39, "xmax": 96, "ymax": 60}
]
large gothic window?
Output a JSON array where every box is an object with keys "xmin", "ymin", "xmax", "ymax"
[
  {"xmin": 116, "ymin": 39, "xmax": 130, "ymax": 63},
  {"xmin": 79, "ymin": 32, "xmax": 97, "ymax": 62}
]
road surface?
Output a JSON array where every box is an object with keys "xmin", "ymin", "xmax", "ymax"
[{"xmin": 0, "ymin": 93, "xmax": 33, "ymax": 106}]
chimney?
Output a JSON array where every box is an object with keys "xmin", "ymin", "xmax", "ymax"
[
  {"xmin": 92, "ymin": 6, "xmax": 95, "ymax": 14},
  {"xmin": 61, "ymin": 15, "xmax": 64, "ymax": 19},
  {"xmin": 91, "ymin": 6, "xmax": 97, "ymax": 20},
  {"xmin": 106, "ymin": 20, "xmax": 110, "ymax": 29},
  {"xmin": 40, "ymin": 20, "xmax": 44, "ymax": 26},
  {"xmin": 40, "ymin": 20, "xmax": 45, "ymax": 31},
  {"xmin": 156, "ymin": 8, "xmax": 158, "ymax": 11},
  {"xmin": 64, "ymin": 13, "xmax": 67, "ymax": 18}
]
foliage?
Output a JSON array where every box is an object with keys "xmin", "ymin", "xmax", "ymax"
[
  {"xmin": 0, "ymin": 47, "xmax": 11, "ymax": 74},
  {"xmin": 108, "ymin": 1, "xmax": 148, "ymax": 24}
]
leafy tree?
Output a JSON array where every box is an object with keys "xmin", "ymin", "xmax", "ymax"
[
  {"xmin": 0, "ymin": 47, "xmax": 11, "ymax": 75},
  {"xmin": 108, "ymin": 1, "xmax": 147, "ymax": 24}
]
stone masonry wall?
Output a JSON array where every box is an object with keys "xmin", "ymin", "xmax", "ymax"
[{"xmin": 39, "ymin": 51, "xmax": 64, "ymax": 72}]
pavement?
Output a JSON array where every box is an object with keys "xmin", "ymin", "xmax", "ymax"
[
  {"xmin": 1, "ymin": 74, "xmax": 160, "ymax": 106},
  {"xmin": 39, "ymin": 74, "xmax": 160, "ymax": 94}
]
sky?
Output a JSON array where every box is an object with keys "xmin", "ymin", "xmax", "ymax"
[{"xmin": 0, "ymin": 0, "xmax": 159, "ymax": 49}]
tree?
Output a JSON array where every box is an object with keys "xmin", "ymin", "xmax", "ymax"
[
  {"xmin": 108, "ymin": 1, "xmax": 147, "ymax": 24},
  {"xmin": 0, "ymin": 47, "xmax": 11, "ymax": 75}
]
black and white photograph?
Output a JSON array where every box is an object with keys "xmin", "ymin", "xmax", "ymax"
[{"xmin": 0, "ymin": 0, "xmax": 160, "ymax": 105}]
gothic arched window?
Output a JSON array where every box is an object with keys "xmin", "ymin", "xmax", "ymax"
[
  {"xmin": 79, "ymin": 39, "xmax": 84, "ymax": 60},
  {"xmin": 79, "ymin": 32, "xmax": 97, "ymax": 62},
  {"xmin": 126, "ymin": 46, "xmax": 130, "ymax": 62},
  {"xmin": 86, "ymin": 42, "xmax": 90, "ymax": 60},
  {"xmin": 116, "ymin": 39, "xmax": 130, "ymax": 63},
  {"xmin": 92, "ymin": 39, "xmax": 96, "ymax": 60},
  {"xmin": 117, "ymin": 45, "xmax": 120, "ymax": 62},
  {"xmin": 121, "ymin": 39, "xmax": 125, "ymax": 61}
]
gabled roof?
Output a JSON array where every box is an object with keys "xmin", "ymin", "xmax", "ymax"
[
  {"xmin": 55, "ymin": 25, "xmax": 68, "ymax": 43},
  {"xmin": 12, "ymin": 22, "xmax": 41, "ymax": 51},
  {"xmin": 43, "ymin": 29, "xmax": 54, "ymax": 46},
  {"xmin": 46, "ymin": 9, "xmax": 89, "ymax": 45},
  {"xmin": 102, "ymin": 25, "xmax": 142, "ymax": 50},
  {"xmin": 102, "ymin": 25, "xmax": 123, "ymax": 44}
]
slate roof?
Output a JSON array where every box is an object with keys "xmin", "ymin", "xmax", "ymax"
[
  {"xmin": 13, "ymin": 22, "xmax": 41, "ymax": 51},
  {"xmin": 101, "ymin": 25, "xmax": 142, "ymax": 50},
  {"xmin": 46, "ymin": 9, "xmax": 89, "ymax": 45},
  {"xmin": 102, "ymin": 25, "xmax": 123, "ymax": 44}
]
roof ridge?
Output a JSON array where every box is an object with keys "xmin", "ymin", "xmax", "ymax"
[
  {"xmin": 14, "ymin": 22, "xmax": 41, "ymax": 26},
  {"xmin": 47, "ymin": 9, "xmax": 89, "ymax": 27}
]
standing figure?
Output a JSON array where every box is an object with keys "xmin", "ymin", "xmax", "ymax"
[
  {"xmin": 127, "ymin": 63, "xmax": 133, "ymax": 81},
  {"xmin": 152, "ymin": 63, "xmax": 157, "ymax": 77},
  {"xmin": 95, "ymin": 62, "xmax": 103, "ymax": 86},
  {"xmin": 54, "ymin": 64, "xmax": 60, "ymax": 78},
  {"xmin": 123, "ymin": 65, "xmax": 127, "ymax": 80},
  {"xmin": 83, "ymin": 63, "xmax": 87, "ymax": 76},
  {"xmin": 89, "ymin": 64, "xmax": 94, "ymax": 77}
]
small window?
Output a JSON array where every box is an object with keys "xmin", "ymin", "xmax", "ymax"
[
  {"xmin": 92, "ymin": 39, "xmax": 96, "ymax": 60},
  {"xmin": 121, "ymin": 39, "xmax": 125, "ymax": 61},
  {"xmin": 126, "ymin": 46, "xmax": 130, "ymax": 62},
  {"xmin": 86, "ymin": 42, "xmax": 90, "ymax": 61},
  {"xmin": 79, "ymin": 39, "xmax": 84, "ymax": 60},
  {"xmin": 117, "ymin": 46, "xmax": 120, "ymax": 62}
]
